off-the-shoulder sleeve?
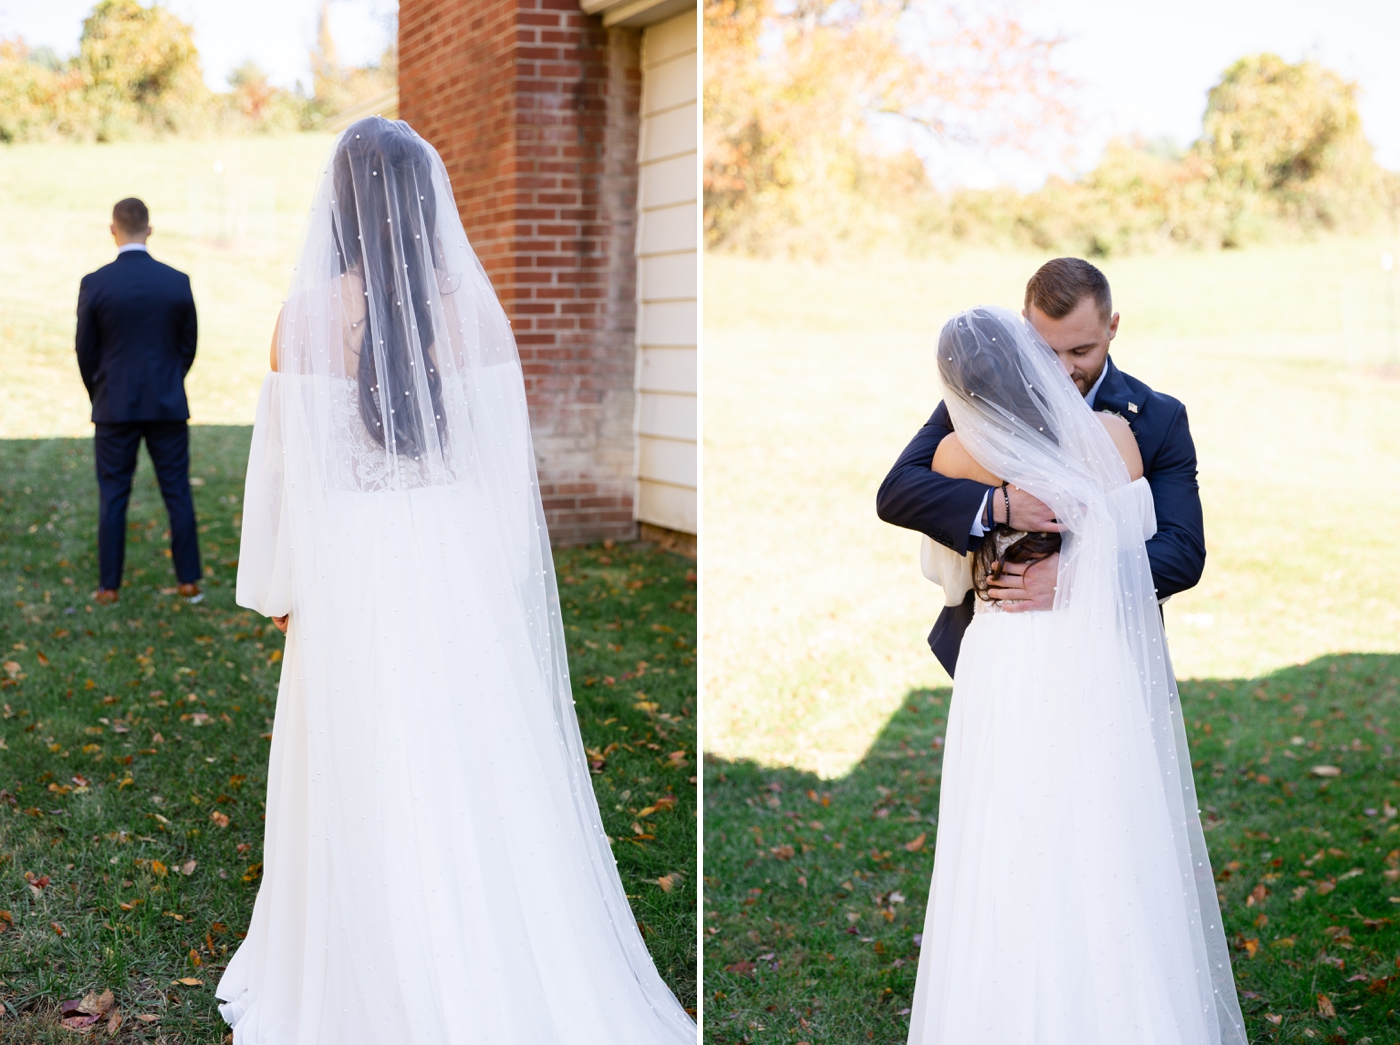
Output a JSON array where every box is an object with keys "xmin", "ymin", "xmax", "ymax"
[
  {"xmin": 236, "ymin": 373, "xmax": 293, "ymax": 617},
  {"xmin": 921, "ymin": 534, "xmax": 974, "ymax": 607}
]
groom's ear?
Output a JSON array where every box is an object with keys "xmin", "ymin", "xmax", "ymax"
[{"xmin": 1107, "ymin": 311, "xmax": 1121, "ymax": 342}]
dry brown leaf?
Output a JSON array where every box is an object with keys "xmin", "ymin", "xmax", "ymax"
[
  {"xmin": 1242, "ymin": 938, "xmax": 1259, "ymax": 958},
  {"xmin": 657, "ymin": 875, "xmax": 674, "ymax": 893},
  {"xmin": 180, "ymin": 860, "xmax": 197, "ymax": 876},
  {"xmin": 176, "ymin": 977, "xmax": 203, "ymax": 986},
  {"xmin": 106, "ymin": 1008, "xmax": 122, "ymax": 1035},
  {"xmin": 1311, "ymin": 765, "xmax": 1342, "ymax": 778},
  {"xmin": 135, "ymin": 1014, "xmax": 159, "ymax": 1023},
  {"xmin": 151, "ymin": 860, "xmax": 167, "ymax": 877},
  {"xmin": 904, "ymin": 832, "xmax": 926, "ymax": 852},
  {"xmin": 1317, "ymin": 993, "xmax": 1336, "ymax": 1018}
]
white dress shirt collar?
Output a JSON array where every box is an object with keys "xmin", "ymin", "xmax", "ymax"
[{"xmin": 116, "ymin": 242, "xmax": 149, "ymax": 255}]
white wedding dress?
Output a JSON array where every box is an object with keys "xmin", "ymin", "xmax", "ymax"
[
  {"xmin": 905, "ymin": 308, "xmax": 1245, "ymax": 1045},
  {"xmin": 215, "ymin": 118, "xmax": 695, "ymax": 1044}
]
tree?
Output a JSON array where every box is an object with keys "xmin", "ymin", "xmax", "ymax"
[
  {"xmin": 703, "ymin": 0, "xmax": 1077, "ymax": 254},
  {"xmin": 75, "ymin": 0, "xmax": 211, "ymax": 138},
  {"xmin": 1198, "ymin": 53, "xmax": 1388, "ymax": 240}
]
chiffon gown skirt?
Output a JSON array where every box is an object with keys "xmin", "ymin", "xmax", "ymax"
[
  {"xmin": 906, "ymin": 605, "xmax": 1223, "ymax": 1045},
  {"xmin": 216, "ymin": 479, "xmax": 694, "ymax": 1043}
]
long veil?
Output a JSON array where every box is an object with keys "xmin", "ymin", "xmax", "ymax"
[
  {"xmin": 936, "ymin": 306, "xmax": 1246, "ymax": 1045},
  {"xmin": 232, "ymin": 117, "xmax": 694, "ymax": 1040}
]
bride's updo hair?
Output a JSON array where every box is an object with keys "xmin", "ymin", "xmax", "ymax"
[
  {"xmin": 937, "ymin": 308, "xmax": 1062, "ymax": 599},
  {"xmin": 936, "ymin": 308, "xmax": 1055, "ymax": 443},
  {"xmin": 332, "ymin": 116, "xmax": 447, "ymax": 458}
]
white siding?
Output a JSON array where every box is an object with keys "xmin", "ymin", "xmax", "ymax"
[{"xmin": 635, "ymin": 8, "xmax": 697, "ymax": 536}]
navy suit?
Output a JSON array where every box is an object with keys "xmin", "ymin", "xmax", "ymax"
[
  {"xmin": 76, "ymin": 249, "xmax": 202, "ymax": 590},
  {"xmin": 876, "ymin": 357, "xmax": 1205, "ymax": 676}
]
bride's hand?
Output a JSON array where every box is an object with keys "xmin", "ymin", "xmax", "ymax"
[
  {"xmin": 987, "ymin": 554, "xmax": 1058, "ymax": 612},
  {"xmin": 272, "ymin": 615, "xmax": 289, "ymax": 634}
]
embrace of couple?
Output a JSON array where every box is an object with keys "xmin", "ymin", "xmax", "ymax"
[{"xmin": 877, "ymin": 259, "xmax": 1247, "ymax": 1043}]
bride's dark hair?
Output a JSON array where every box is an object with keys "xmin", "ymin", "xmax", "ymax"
[
  {"xmin": 332, "ymin": 117, "xmax": 446, "ymax": 458},
  {"xmin": 936, "ymin": 308, "xmax": 1062, "ymax": 599}
]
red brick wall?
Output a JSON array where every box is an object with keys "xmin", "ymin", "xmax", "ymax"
[{"xmin": 400, "ymin": 0, "xmax": 641, "ymax": 545}]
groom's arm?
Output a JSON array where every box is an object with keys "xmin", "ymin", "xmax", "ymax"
[
  {"xmin": 75, "ymin": 275, "xmax": 100, "ymax": 397},
  {"xmin": 178, "ymin": 277, "xmax": 197, "ymax": 375},
  {"xmin": 876, "ymin": 401, "xmax": 990, "ymax": 555},
  {"xmin": 1143, "ymin": 401, "xmax": 1206, "ymax": 600}
]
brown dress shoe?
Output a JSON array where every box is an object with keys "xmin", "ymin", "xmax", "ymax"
[
  {"xmin": 94, "ymin": 588, "xmax": 119, "ymax": 605},
  {"xmin": 178, "ymin": 582, "xmax": 203, "ymax": 604}
]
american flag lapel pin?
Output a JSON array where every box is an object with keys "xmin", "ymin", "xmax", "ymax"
[{"xmin": 1127, "ymin": 402, "xmax": 1139, "ymax": 414}]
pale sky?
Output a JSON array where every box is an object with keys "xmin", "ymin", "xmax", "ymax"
[
  {"xmin": 0, "ymin": 0, "xmax": 396, "ymax": 93},
  {"xmin": 929, "ymin": 0, "xmax": 1400, "ymax": 188},
  {"xmin": 1, "ymin": 1, "xmax": 1395, "ymax": 191}
]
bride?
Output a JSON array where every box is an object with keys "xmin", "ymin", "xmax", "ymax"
[
  {"xmin": 906, "ymin": 307, "xmax": 1245, "ymax": 1044},
  {"xmin": 217, "ymin": 117, "xmax": 695, "ymax": 1044}
]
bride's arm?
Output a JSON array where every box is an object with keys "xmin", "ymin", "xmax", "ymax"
[
  {"xmin": 931, "ymin": 432, "xmax": 1001, "ymax": 486},
  {"xmin": 269, "ymin": 306, "xmax": 284, "ymax": 373}
]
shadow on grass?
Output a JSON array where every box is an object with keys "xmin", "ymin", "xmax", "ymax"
[
  {"xmin": 704, "ymin": 652, "xmax": 1400, "ymax": 1045},
  {"xmin": 0, "ymin": 429, "xmax": 696, "ymax": 1039}
]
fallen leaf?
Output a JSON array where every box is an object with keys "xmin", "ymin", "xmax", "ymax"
[
  {"xmin": 135, "ymin": 1014, "xmax": 159, "ymax": 1023},
  {"xmin": 51, "ymin": 921, "xmax": 65, "ymax": 936},
  {"xmin": 657, "ymin": 875, "xmax": 674, "ymax": 893},
  {"xmin": 1243, "ymin": 938, "xmax": 1259, "ymax": 958},
  {"xmin": 176, "ymin": 977, "xmax": 203, "ymax": 986},
  {"xmin": 79, "ymin": 989, "xmax": 114, "ymax": 1015},
  {"xmin": 242, "ymin": 862, "xmax": 262, "ymax": 882},
  {"xmin": 1317, "ymin": 993, "xmax": 1336, "ymax": 1018},
  {"xmin": 904, "ymin": 832, "xmax": 926, "ymax": 852},
  {"xmin": 106, "ymin": 1008, "xmax": 123, "ymax": 1034},
  {"xmin": 36, "ymin": 651, "xmax": 49, "ymax": 666},
  {"xmin": 1316, "ymin": 879, "xmax": 1336, "ymax": 895},
  {"xmin": 1265, "ymin": 1013, "xmax": 1282, "ymax": 1025},
  {"xmin": 150, "ymin": 860, "xmax": 168, "ymax": 877},
  {"xmin": 1311, "ymin": 765, "xmax": 1342, "ymax": 778},
  {"xmin": 770, "ymin": 844, "xmax": 796, "ymax": 860},
  {"xmin": 1246, "ymin": 884, "xmax": 1267, "ymax": 906},
  {"xmin": 0, "ymin": 910, "xmax": 10, "ymax": 933},
  {"xmin": 180, "ymin": 859, "xmax": 197, "ymax": 876},
  {"xmin": 2, "ymin": 662, "xmax": 19, "ymax": 679},
  {"xmin": 59, "ymin": 1014, "xmax": 100, "ymax": 1029},
  {"xmin": 725, "ymin": 961, "xmax": 756, "ymax": 977}
]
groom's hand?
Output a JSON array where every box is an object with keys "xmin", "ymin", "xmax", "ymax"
[
  {"xmin": 988, "ymin": 553, "xmax": 1058, "ymax": 612},
  {"xmin": 994, "ymin": 485, "xmax": 1063, "ymax": 533}
]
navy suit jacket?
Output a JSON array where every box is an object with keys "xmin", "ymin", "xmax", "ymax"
[
  {"xmin": 76, "ymin": 251, "xmax": 197, "ymax": 423},
  {"xmin": 875, "ymin": 356, "xmax": 1206, "ymax": 676}
]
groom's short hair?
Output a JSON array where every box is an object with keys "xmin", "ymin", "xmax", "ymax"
[
  {"xmin": 112, "ymin": 198, "xmax": 150, "ymax": 235},
  {"xmin": 1025, "ymin": 257, "xmax": 1112, "ymax": 322}
]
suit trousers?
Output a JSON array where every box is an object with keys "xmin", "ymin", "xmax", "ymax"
[{"xmin": 94, "ymin": 421, "xmax": 202, "ymax": 591}]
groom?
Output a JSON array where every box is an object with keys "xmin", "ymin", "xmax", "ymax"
[
  {"xmin": 876, "ymin": 257, "xmax": 1206, "ymax": 676},
  {"xmin": 76, "ymin": 198, "xmax": 203, "ymax": 605}
]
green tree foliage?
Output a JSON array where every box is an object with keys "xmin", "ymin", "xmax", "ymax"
[
  {"xmin": 705, "ymin": 43, "xmax": 1400, "ymax": 257},
  {"xmin": 75, "ymin": 0, "xmax": 212, "ymax": 138},
  {"xmin": 0, "ymin": 0, "xmax": 396, "ymax": 141}
]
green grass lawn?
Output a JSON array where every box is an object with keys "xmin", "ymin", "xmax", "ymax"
[
  {"xmin": 0, "ymin": 428, "xmax": 696, "ymax": 1041},
  {"xmin": 703, "ymin": 241, "xmax": 1400, "ymax": 1043}
]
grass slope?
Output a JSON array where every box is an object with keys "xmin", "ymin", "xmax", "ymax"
[
  {"xmin": 705, "ymin": 656, "xmax": 1400, "ymax": 1044},
  {"xmin": 0, "ymin": 427, "xmax": 696, "ymax": 1041}
]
